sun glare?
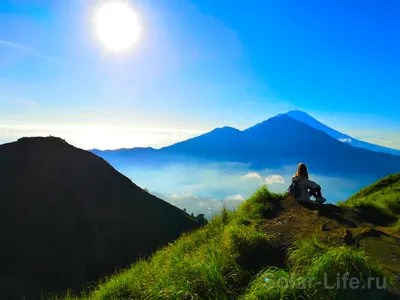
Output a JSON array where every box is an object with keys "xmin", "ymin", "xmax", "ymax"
[{"xmin": 93, "ymin": 1, "xmax": 141, "ymax": 51}]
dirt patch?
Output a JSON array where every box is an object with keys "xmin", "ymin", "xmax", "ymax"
[{"xmin": 261, "ymin": 196, "xmax": 400, "ymax": 295}]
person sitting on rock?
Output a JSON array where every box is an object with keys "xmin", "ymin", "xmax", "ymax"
[{"xmin": 291, "ymin": 163, "xmax": 326, "ymax": 203}]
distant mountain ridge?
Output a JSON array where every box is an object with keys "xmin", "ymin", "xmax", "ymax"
[
  {"xmin": 92, "ymin": 111, "xmax": 400, "ymax": 156},
  {"xmin": 285, "ymin": 110, "xmax": 400, "ymax": 156},
  {"xmin": 92, "ymin": 113, "xmax": 400, "ymax": 180}
]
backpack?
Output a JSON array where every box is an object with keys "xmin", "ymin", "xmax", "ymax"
[{"xmin": 287, "ymin": 177, "xmax": 303, "ymax": 198}]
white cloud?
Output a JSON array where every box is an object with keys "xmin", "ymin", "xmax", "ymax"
[
  {"xmin": 265, "ymin": 175, "xmax": 285, "ymax": 184},
  {"xmin": 224, "ymin": 194, "xmax": 245, "ymax": 201},
  {"xmin": 14, "ymin": 99, "xmax": 38, "ymax": 107},
  {"xmin": 151, "ymin": 191, "xmax": 224, "ymax": 217},
  {"xmin": 0, "ymin": 39, "xmax": 60, "ymax": 64},
  {"xmin": 169, "ymin": 193, "xmax": 195, "ymax": 199},
  {"xmin": 243, "ymin": 172, "xmax": 263, "ymax": 180},
  {"xmin": 0, "ymin": 124, "xmax": 201, "ymax": 150},
  {"xmin": 223, "ymin": 194, "xmax": 245, "ymax": 210},
  {"xmin": 119, "ymin": 162, "xmax": 367, "ymax": 215},
  {"xmin": 338, "ymin": 137, "xmax": 352, "ymax": 143},
  {"xmin": 151, "ymin": 192, "xmax": 246, "ymax": 218}
]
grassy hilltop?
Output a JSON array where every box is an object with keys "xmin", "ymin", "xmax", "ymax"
[
  {"xmin": 340, "ymin": 173, "xmax": 400, "ymax": 225},
  {"xmin": 54, "ymin": 173, "xmax": 400, "ymax": 300}
]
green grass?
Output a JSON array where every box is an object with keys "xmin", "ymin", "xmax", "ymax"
[
  {"xmin": 242, "ymin": 236, "xmax": 388, "ymax": 300},
  {"xmin": 52, "ymin": 184, "xmax": 393, "ymax": 300},
  {"xmin": 340, "ymin": 173, "xmax": 400, "ymax": 225}
]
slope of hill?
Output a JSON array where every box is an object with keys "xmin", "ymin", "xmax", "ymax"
[
  {"xmin": 54, "ymin": 176, "xmax": 400, "ymax": 300},
  {"xmin": 0, "ymin": 137, "xmax": 200, "ymax": 299},
  {"xmin": 162, "ymin": 126, "xmax": 248, "ymax": 162},
  {"xmin": 91, "ymin": 114, "xmax": 400, "ymax": 180},
  {"xmin": 286, "ymin": 110, "xmax": 400, "ymax": 156},
  {"xmin": 340, "ymin": 173, "xmax": 400, "ymax": 225}
]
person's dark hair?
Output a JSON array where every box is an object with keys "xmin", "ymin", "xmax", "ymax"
[{"xmin": 294, "ymin": 163, "xmax": 309, "ymax": 179}]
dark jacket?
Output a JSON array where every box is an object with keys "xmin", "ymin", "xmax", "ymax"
[{"xmin": 292, "ymin": 176, "xmax": 320, "ymax": 201}]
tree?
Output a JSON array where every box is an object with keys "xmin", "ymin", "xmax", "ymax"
[{"xmin": 195, "ymin": 213, "xmax": 208, "ymax": 225}]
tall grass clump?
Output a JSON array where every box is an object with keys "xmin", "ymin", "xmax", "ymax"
[
  {"xmin": 289, "ymin": 236, "xmax": 389, "ymax": 299},
  {"xmin": 242, "ymin": 236, "xmax": 389, "ymax": 300},
  {"xmin": 240, "ymin": 267, "xmax": 316, "ymax": 300},
  {"xmin": 234, "ymin": 185, "xmax": 281, "ymax": 223}
]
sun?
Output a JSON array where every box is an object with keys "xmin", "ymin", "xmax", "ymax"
[{"xmin": 93, "ymin": 1, "xmax": 141, "ymax": 51}]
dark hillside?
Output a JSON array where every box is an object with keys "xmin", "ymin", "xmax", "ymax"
[{"xmin": 0, "ymin": 137, "xmax": 200, "ymax": 299}]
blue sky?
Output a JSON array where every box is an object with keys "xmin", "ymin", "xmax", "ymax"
[{"xmin": 1, "ymin": 0, "xmax": 399, "ymax": 150}]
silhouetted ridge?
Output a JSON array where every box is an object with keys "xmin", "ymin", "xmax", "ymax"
[
  {"xmin": 17, "ymin": 136, "xmax": 70, "ymax": 147},
  {"xmin": 0, "ymin": 137, "xmax": 200, "ymax": 299},
  {"xmin": 209, "ymin": 126, "xmax": 241, "ymax": 133}
]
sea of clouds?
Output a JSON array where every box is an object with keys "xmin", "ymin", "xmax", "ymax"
[{"xmin": 118, "ymin": 162, "xmax": 367, "ymax": 218}]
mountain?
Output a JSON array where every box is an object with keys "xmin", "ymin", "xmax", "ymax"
[
  {"xmin": 93, "ymin": 114, "xmax": 400, "ymax": 180},
  {"xmin": 286, "ymin": 110, "xmax": 400, "ymax": 156},
  {"xmin": 0, "ymin": 137, "xmax": 200, "ymax": 299},
  {"xmin": 162, "ymin": 126, "xmax": 247, "ymax": 162}
]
